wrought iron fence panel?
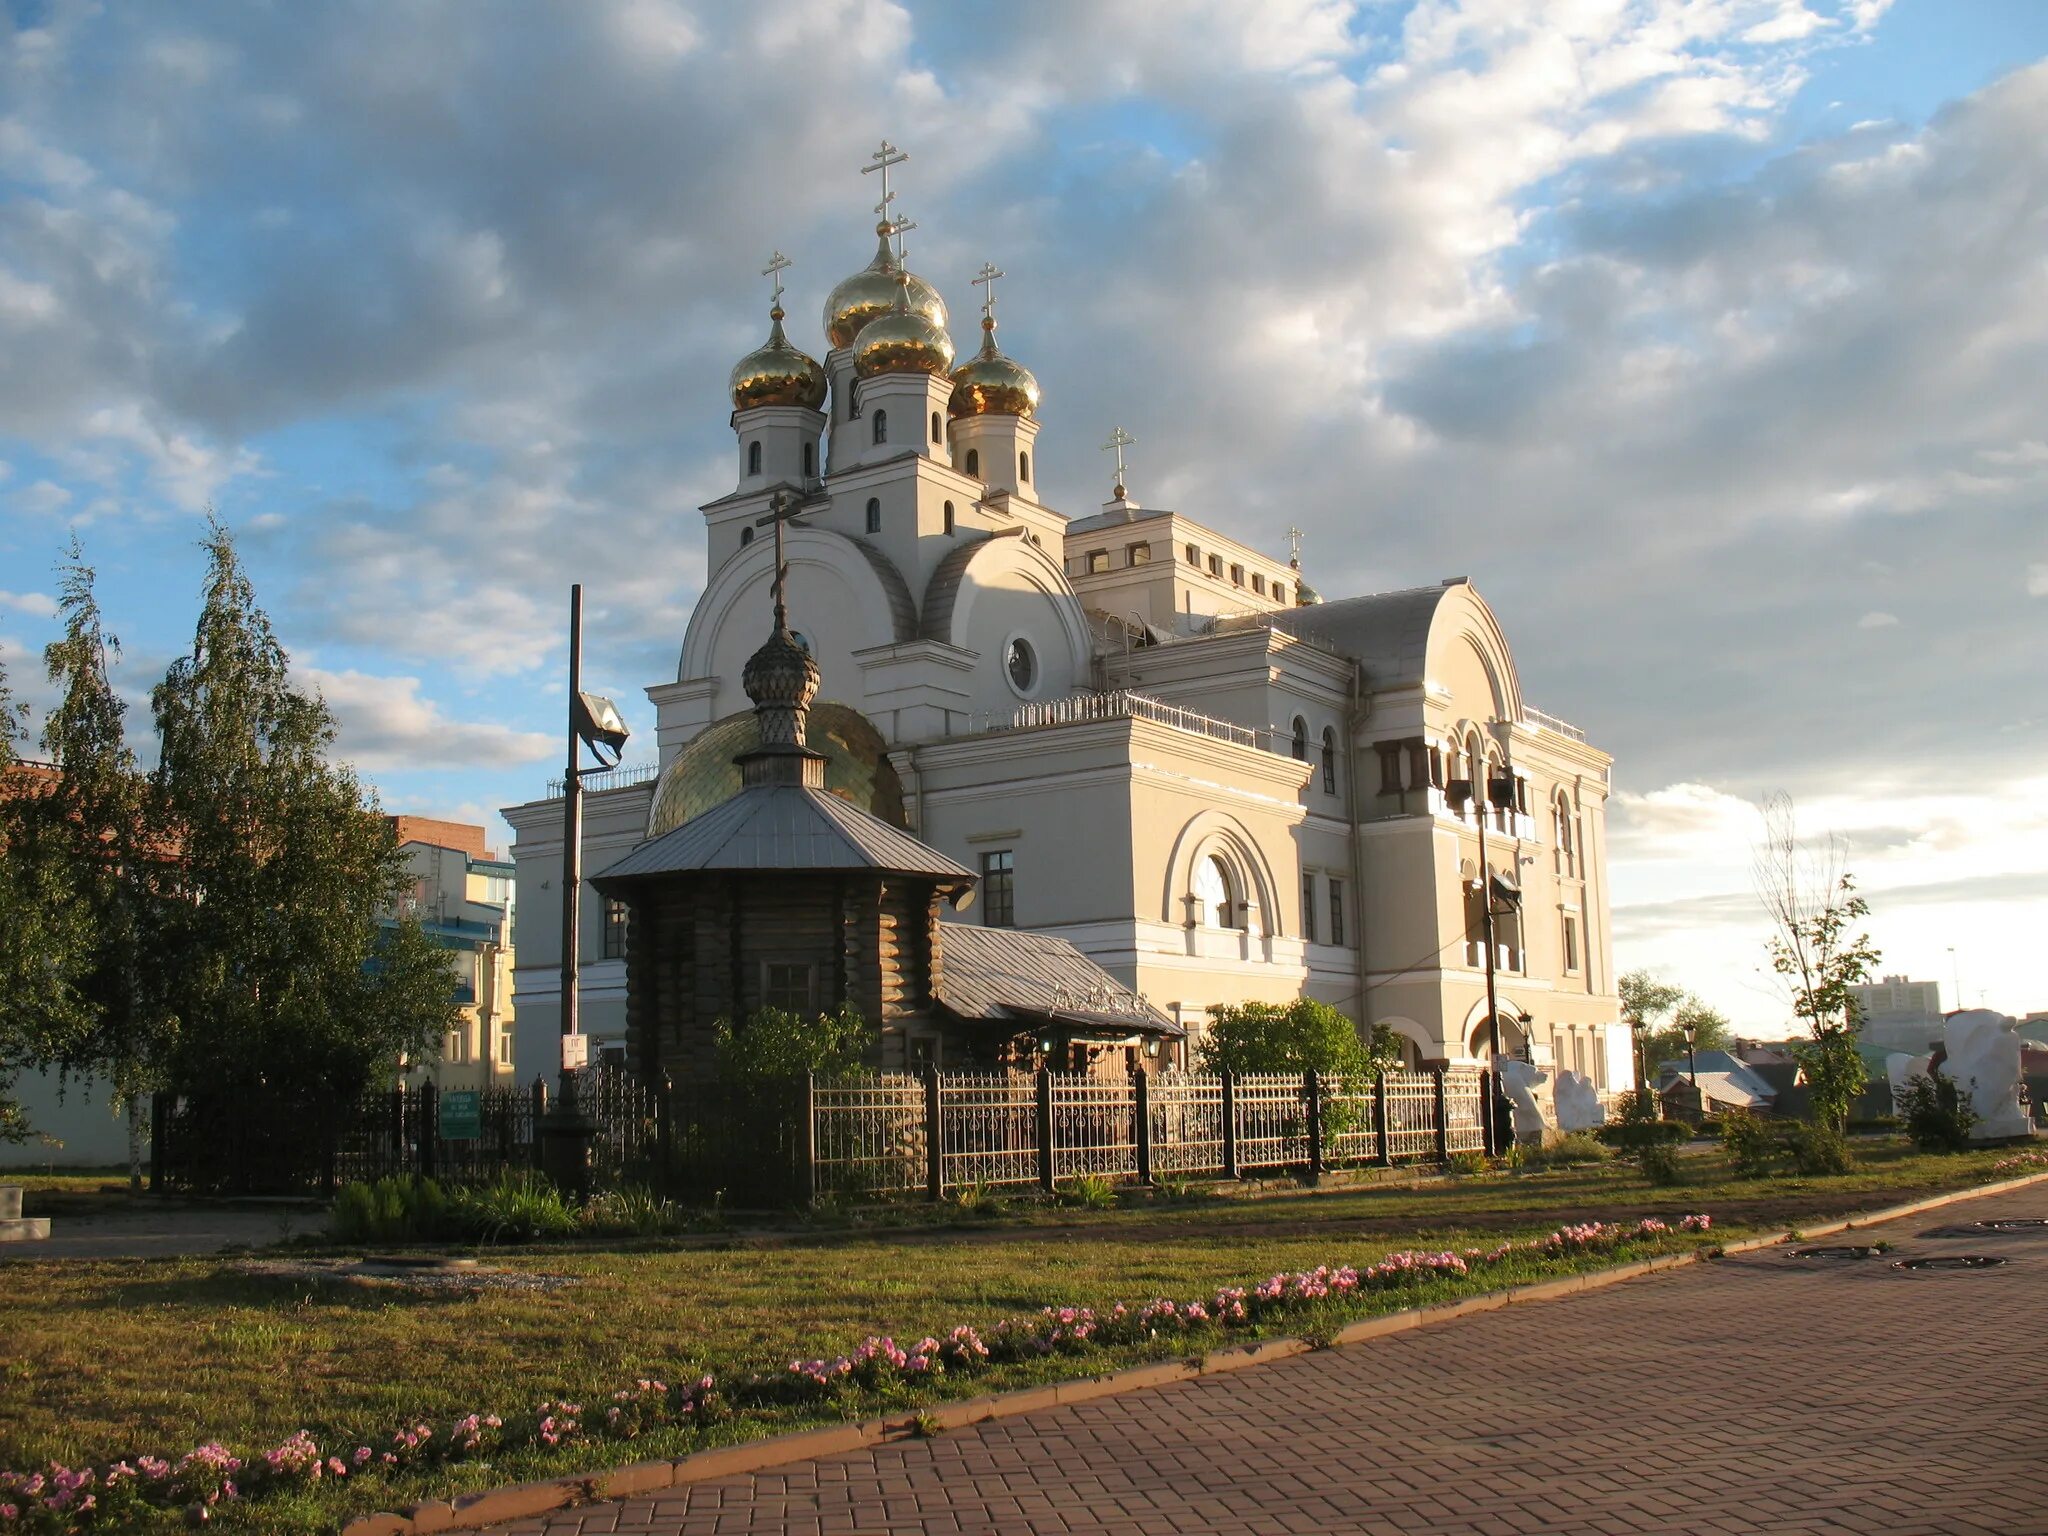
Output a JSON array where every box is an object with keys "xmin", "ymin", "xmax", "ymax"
[
  {"xmin": 574, "ymin": 1062, "xmax": 659, "ymax": 1176},
  {"xmin": 1050, "ymin": 1072, "xmax": 1138, "ymax": 1181},
  {"xmin": 1150, "ymin": 1071, "xmax": 1225, "ymax": 1174},
  {"xmin": 1325, "ymin": 1081, "xmax": 1379, "ymax": 1166},
  {"xmin": 1234, "ymin": 1072, "xmax": 1310, "ymax": 1170},
  {"xmin": 1383, "ymin": 1070, "xmax": 1438, "ymax": 1161},
  {"xmin": 1443, "ymin": 1068, "xmax": 1487, "ymax": 1154},
  {"xmin": 812, "ymin": 1075, "xmax": 925, "ymax": 1197},
  {"xmin": 937, "ymin": 1072, "xmax": 1039, "ymax": 1190}
]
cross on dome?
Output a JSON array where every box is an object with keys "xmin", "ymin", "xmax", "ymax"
[
  {"xmin": 862, "ymin": 139, "xmax": 908, "ymax": 227},
  {"xmin": 760, "ymin": 250, "xmax": 792, "ymax": 310},
  {"xmin": 889, "ymin": 213, "xmax": 917, "ymax": 265},
  {"xmin": 754, "ymin": 488, "xmax": 805, "ymax": 633},
  {"xmin": 972, "ymin": 262, "xmax": 1005, "ymax": 324},
  {"xmin": 1103, "ymin": 426, "xmax": 1135, "ymax": 499},
  {"xmin": 1287, "ymin": 525, "xmax": 1305, "ymax": 568}
]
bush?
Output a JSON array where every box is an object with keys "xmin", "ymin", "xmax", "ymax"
[
  {"xmin": 582, "ymin": 1182, "xmax": 689, "ymax": 1237},
  {"xmin": 1785, "ymin": 1122, "xmax": 1853, "ymax": 1176},
  {"xmin": 1446, "ymin": 1150, "xmax": 1491, "ymax": 1177},
  {"xmin": 1056, "ymin": 1173, "xmax": 1119, "ymax": 1209},
  {"xmin": 330, "ymin": 1174, "xmax": 450, "ymax": 1244},
  {"xmin": 449, "ymin": 1170, "xmax": 579, "ymax": 1242},
  {"xmin": 946, "ymin": 1179, "xmax": 1007, "ymax": 1217},
  {"xmin": 715, "ymin": 1002, "xmax": 875, "ymax": 1082},
  {"xmin": 1899, "ymin": 1072, "xmax": 1979, "ymax": 1153},
  {"xmin": 1719, "ymin": 1109, "xmax": 1777, "ymax": 1179},
  {"xmin": 1515, "ymin": 1133, "xmax": 1611, "ymax": 1170},
  {"xmin": 1640, "ymin": 1143, "xmax": 1685, "ymax": 1186}
]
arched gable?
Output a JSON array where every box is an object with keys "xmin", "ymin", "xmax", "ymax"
[
  {"xmin": 918, "ymin": 530, "xmax": 1092, "ymax": 711},
  {"xmin": 1425, "ymin": 582, "xmax": 1524, "ymax": 727}
]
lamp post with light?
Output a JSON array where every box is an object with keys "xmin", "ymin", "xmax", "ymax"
[
  {"xmin": 539, "ymin": 582, "xmax": 630, "ymax": 1199},
  {"xmin": 1447, "ymin": 767, "xmax": 1523, "ymax": 1155}
]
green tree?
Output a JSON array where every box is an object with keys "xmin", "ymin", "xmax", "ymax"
[
  {"xmin": 1196, "ymin": 1000, "xmax": 1398, "ymax": 1138},
  {"xmin": 714, "ymin": 1002, "xmax": 876, "ymax": 1082},
  {"xmin": 0, "ymin": 650, "xmax": 39, "ymax": 1144},
  {"xmin": 1754, "ymin": 793, "xmax": 1879, "ymax": 1133},
  {"xmin": 1643, "ymin": 997, "xmax": 1733, "ymax": 1073},
  {"xmin": 145, "ymin": 520, "xmax": 454, "ymax": 1183}
]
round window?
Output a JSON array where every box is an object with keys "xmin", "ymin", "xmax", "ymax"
[{"xmin": 1005, "ymin": 636, "xmax": 1037, "ymax": 695}]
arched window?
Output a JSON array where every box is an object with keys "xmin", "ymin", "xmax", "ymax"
[
  {"xmin": 1555, "ymin": 795, "xmax": 1576, "ymax": 876},
  {"xmin": 746, "ymin": 440, "xmax": 761, "ymax": 475},
  {"xmin": 739, "ymin": 525, "xmax": 754, "ymax": 546},
  {"xmin": 865, "ymin": 497, "xmax": 881, "ymax": 534},
  {"xmin": 1291, "ymin": 717, "xmax": 1308, "ymax": 762},
  {"xmin": 802, "ymin": 442, "xmax": 815, "ymax": 477},
  {"xmin": 872, "ymin": 409, "xmax": 888, "ymax": 446},
  {"xmin": 965, "ymin": 447, "xmax": 980, "ymax": 477},
  {"xmin": 1193, "ymin": 854, "xmax": 1239, "ymax": 930},
  {"xmin": 1321, "ymin": 728, "xmax": 1338, "ymax": 795},
  {"xmin": 943, "ymin": 500, "xmax": 955, "ymax": 534},
  {"xmin": 931, "ymin": 411, "xmax": 942, "ymax": 444},
  {"xmin": 1019, "ymin": 450, "xmax": 1030, "ymax": 483}
]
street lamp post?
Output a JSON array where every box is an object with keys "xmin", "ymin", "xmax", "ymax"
[
  {"xmin": 538, "ymin": 583, "xmax": 630, "ymax": 1200},
  {"xmin": 1681, "ymin": 1016, "xmax": 1699, "ymax": 1087},
  {"xmin": 1448, "ymin": 769, "xmax": 1523, "ymax": 1156}
]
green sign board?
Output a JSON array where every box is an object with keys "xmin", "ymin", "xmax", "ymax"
[{"xmin": 439, "ymin": 1090, "xmax": 482, "ymax": 1141}]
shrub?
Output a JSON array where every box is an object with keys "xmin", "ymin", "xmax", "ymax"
[
  {"xmin": 1594, "ymin": 1119, "xmax": 1688, "ymax": 1151},
  {"xmin": 1056, "ymin": 1173, "xmax": 1119, "ymax": 1209},
  {"xmin": 331, "ymin": 1175, "xmax": 450, "ymax": 1244},
  {"xmin": 1719, "ymin": 1109, "xmax": 1777, "ymax": 1179},
  {"xmin": 582, "ymin": 1183, "xmax": 689, "ymax": 1238},
  {"xmin": 1516, "ymin": 1133, "xmax": 1610, "ymax": 1170},
  {"xmin": 1446, "ymin": 1150, "xmax": 1491, "ymax": 1177},
  {"xmin": 449, "ymin": 1171, "xmax": 579, "ymax": 1243},
  {"xmin": 1639, "ymin": 1144, "xmax": 1685, "ymax": 1186},
  {"xmin": 715, "ymin": 1001, "xmax": 875, "ymax": 1082},
  {"xmin": 946, "ymin": 1179, "xmax": 1006, "ymax": 1217},
  {"xmin": 1899, "ymin": 1072, "xmax": 1979, "ymax": 1153},
  {"xmin": 1785, "ymin": 1122, "xmax": 1853, "ymax": 1176}
]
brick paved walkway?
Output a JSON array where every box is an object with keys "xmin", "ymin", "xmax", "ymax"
[{"xmin": 508, "ymin": 1184, "xmax": 2048, "ymax": 1536}]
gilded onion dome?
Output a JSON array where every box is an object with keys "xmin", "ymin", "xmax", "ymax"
[
  {"xmin": 949, "ymin": 315, "xmax": 1040, "ymax": 418},
  {"xmin": 824, "ymin": 224, "xmax": 948, "ymax": 349},
  {"xmin": 730, "ymin": 303, "xmax": 827, "ymax": 411},
  {"xmin": 853, "ymin": 272, "xmax": 956, "ymax": 379}
]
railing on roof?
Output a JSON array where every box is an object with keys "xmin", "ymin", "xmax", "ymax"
[
  {"xmin": 1521, "ymin": 705, "xmax": 1587, "ymax": 744},
  {"xmin": 544, "ymin": 761, "xmax": 660, "ymax": 799},
  {"xmin": 967, "ymin": 689, "xmax": 1285, "ymax": 756}
]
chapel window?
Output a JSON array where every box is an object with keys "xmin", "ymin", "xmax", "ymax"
[
  {"xmin": 1252, "ymin": 573, "xmax": 1265, "ymax": 595},
  {"xmin": 1274, "ymin": 583, "xmax": 1287, "ymax": 605},
  {"xmin": 1086, "ymin": 549, "xmax": 1110, "ymax": 574},
  {"xmin": 803, "ymin": 442, "xmax": 815, "ymax": 477},
  {"xmin": 1019, "ymin": 450, "xmax": 1030, "ymax": 483},
  {"xmin": 746, "ymin": 440, "xmax": 761, "ymax": 476},
  {"xmin": 761, "ymin": 961, "xmax": 817, "ymax": 1015},
  {"xmin": 1321, "ymin": 728, "xmax": 1338, "ymax": 795},
  {"xmin": 602, "ymin": 897, "xmax": 629, "ymax": 960},
  {"xmin": 1377, "ymin": 741, "xmax": 1403, "ymax": 794},
  {"xmin": 1006, "ymin": 637, "xmax": 1038, "ymax": 694},
  {"xmin": 1291, "ymin": 716, "xmax": 1308, "ymax": 761},
  {"xmin": 740, "ymin": 525, "xmax": 754, "ymax": 546},
  {"xmin": 1194, "ymin": 854, "xmax": 1239, "ymax": 930},
  {"xmin": 931, "ymin": 411, "xmax": 943, "ymax": 444},
  {"xmin": 866, "ymin": 497, "xmax": 881, "ymax": 533},
  {"xmin": 943, "ymin": 500, "xmax": 955, "ymax": 535},
  {"xmin": 1302, "ymin": 871, "xmax": 1318, "ymax": 944},
  {"xmin": 1229, "ymin": 563, "xmax": 1245, "ymax": 587},
  {"xmin": 1128, "ymin": 542, "xmax": 1151, "ymax": 566},
  {"xmin": 1208, "ymin": 554, "xmax": 1223, "ymax": 577},
  {"xmin": 1185, "ymin": 544, "xmax": 1200, "ymax": 565},
  {"xmin": 965, "ymin": 448, "xmax": 980, "ymax": 476},
  {"xmin": 1562, "ymin": 911, "xmax": 1581, "ymax": 974},
  {"xmin": 1328, "ymin": 877, "xmax": 1345, "ymax": 947},
  {"xmin": 872, "ymin": 409, "xmax": 888, "ymax": 446}
]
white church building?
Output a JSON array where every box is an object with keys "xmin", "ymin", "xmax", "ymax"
[{"xmin": 506, "ymin": 158, "xmax": 1631, "ymax": 1087}]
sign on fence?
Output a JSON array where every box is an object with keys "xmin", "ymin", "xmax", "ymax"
[{"xmin": 439, "ymin": 1090, "xmax": 482, "ymax": 1141}]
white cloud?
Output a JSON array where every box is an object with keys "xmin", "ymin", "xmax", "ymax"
[
  {"xmin": 0, "ymin": 590, "xmax": 58, "ymax": 618},
  {"xmin": 2028, "ymin": 563, "xmax": 2048, "ymax": 597},
  {"xmin": 1857, "ymin": 610, "xmax": 1898, "ymax": 628},
  {"xmin": 301, "ymin": 667, "xmax": 555, "ymax": 772},
  {"xmin": 12, "ymin": 479, "xmax": 72, "ymax": 515}
]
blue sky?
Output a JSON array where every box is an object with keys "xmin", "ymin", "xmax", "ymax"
[{"xmin": 3, "ymin": 0, "xmax": 2046, "ymax": 1028}]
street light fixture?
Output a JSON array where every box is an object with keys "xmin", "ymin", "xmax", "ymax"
[
  {"xmin": 1446, "ymin": 767, "xmax": 1522, "ymax": 1155},
  {"xmin": 1680, "ymin": 1014, "xmax": 1699, "ymax": 1088}
]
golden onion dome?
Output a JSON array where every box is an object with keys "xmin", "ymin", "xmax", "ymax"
[
  {"xmin": 730, "ymin": 305, "xmax": 827, "ymax": 411},
  {"xmin": 853, "ymin": 286, "xmax": 956, "ymax": 379},
  {"xmin": 1293, "ymin": 574, "xmax": 1323, "ymax": 607},
  {"xmin": 824, "ymin": 224, "xmax": 947, "ymax": 349},
  {"xmin": 948, "ymin": 317, "xmax": 1040, "ymax": 418}
]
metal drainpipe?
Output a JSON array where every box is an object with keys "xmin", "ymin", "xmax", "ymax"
[{"xmin": 1344, "ymin": 661, "xmax": 1372, "ymax": 1036}]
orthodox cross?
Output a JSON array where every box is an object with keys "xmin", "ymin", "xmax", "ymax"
[
  {"xmin": 754, "ymin": 489, "xmax": 805, "ymax": 631},
  {"xmin": 889, "ymin": 213, "xmax": 917, "ymax": 264},
  {"xmin": 972, "ymin": 261, "xmax": 1004, "ymax": 323},
  {"xmin": 760, "ymin": 250, "xmax": 792, "ymax": 308},
  {"xmin": 1287, "ymin": 525, "xmax": 1305, "ymax": 567},
  {"xmin": 862, "ymin": 139, "xmax": 908, "ymax": 224},
  {"xmin": 1102, "ymin": 425, "xmax": 1135, "ymax": 497}
]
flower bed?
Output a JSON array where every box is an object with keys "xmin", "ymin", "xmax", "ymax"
[
  {"xmin": 0, "ymin": 1214, "xmax": 1710, "ymax": 1533},
  {"xmin": 1990, "ymin": 1150, "xmax": 2048, "ymax": 1175}
]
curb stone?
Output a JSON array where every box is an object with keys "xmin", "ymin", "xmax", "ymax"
[{"xmin": 338, "ymin": 1165, "xmax": 2048, "ymax": 1535}]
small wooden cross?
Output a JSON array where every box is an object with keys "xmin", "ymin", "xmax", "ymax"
[
  {"xmin": 760, "ymin": 250, "xmax": 792, "ymax": 309},
  {"xmin": 753, "ymin": 489, "xmax": 805, "ymax": 631}
]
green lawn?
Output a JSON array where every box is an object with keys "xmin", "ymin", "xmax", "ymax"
[{"xmin": 0, "ymin": 1141, "xmax": 2027, "ymax": 1533}]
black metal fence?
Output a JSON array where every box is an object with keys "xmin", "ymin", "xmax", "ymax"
[{"xmin": 153, "ymin": 1064, "xmax": 1502, "ymax": 1204}]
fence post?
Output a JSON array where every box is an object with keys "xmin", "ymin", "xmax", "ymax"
[
  {"xmin": 1221, "ymin": 1070, "xmax": 1240, "ymax": 1180},
  {"xmin": 1133, "ymin": 1067, "xmax": 1153, "ymax": 1186},
  {"xmin": 418, "ymin": 1082, "xmax": 438, "ymax": 1182},
  {"xmin": 530, "ymin": 1076, "xmax": 548, "ymax": 1171},
  {"xmin": 1305, "ymin": 1069, "xmax": 1323, "ymax": 1185},
  {"xmin": 1375, "ymin": 1071, "xmax": 1392, "ymax": 1167},
  {"xmin": 924, "ymin": 1063, "xmax": 943, "ymax": 1202},
  {"xmin": 656, "ymin": 1073, "xmax": 675, "ymax": 1199},
  {"xmin": 1036, "ymin": 1066, "xmax": 1055, "ymax": 1195},
  {"xmin": 1433, "ymin": 1068, "xmax": 1451, "ymax": 1163},
  {"xmin": 800, "ymin": 1071, "xmax": 818, "ymax": 1208}
]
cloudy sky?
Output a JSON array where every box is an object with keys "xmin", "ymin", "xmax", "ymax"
[{"xmin": 3, "ymin": 0, "xmax": 2044, "ymax": 1029}]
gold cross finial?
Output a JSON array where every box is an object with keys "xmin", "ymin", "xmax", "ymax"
[
  {"xmin": 754, "ymin": 489, "xmax": 805, "ymax": 632},
  {"xmin": 1286, "ymin": 526, "xmax": 1305, "ymax": 568},
  {"xmin": 760, "ymin": 250, "xmax": 792, "ymax": 310},
  {"xmin": 889, "ymin": 213, "xmax": 917, "ymax": 264},
  {"xmin": 1103, "ymin": 426, "xmax": 1135, "ymax": 499},
  {"xmin": 972, "ymin": 261, "xmax": 1005, "ymax": 324},
  {"xmin": 862, "ymin": 139, "xmax": 908, "ymax": 226}
]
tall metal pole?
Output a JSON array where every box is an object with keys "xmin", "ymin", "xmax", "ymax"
[
  {"xmin": 1476, "ymin": 784, "xmax": 1505, "ymax": 1154},
  {"xmin": 560, "ymin": 583, "xmax": 584, "ymax": 1104}
]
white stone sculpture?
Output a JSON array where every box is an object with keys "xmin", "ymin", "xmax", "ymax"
[
  {"xmin": 1944, "ymin": 1009, "xmax": 2033, "ymax": 1141},
  {"xmin": 1886, "ymin": 1052, "xmax": 1931, "ymax": 1119},
  {"xmin": 1497, "ymin": 1057, "xmax": 1551, "ymax": 1144},
  {"xmin": 1553, "ymin": 1070, "xmax": 1606, "ymax": 1131}
]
